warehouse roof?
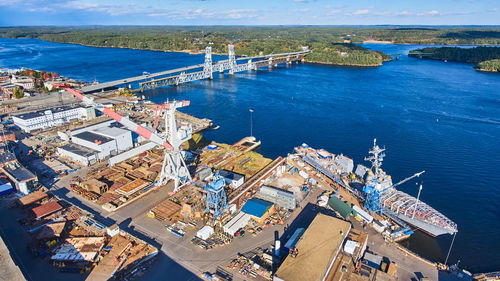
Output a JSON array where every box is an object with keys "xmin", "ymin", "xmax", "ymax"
[
  {"xmin": 73, "ymin": 131, "xmax": 114, "ymax": 144},
  {"xmin": 241, "ymin": 198, "xmax": 273, "ymax": 218},
  {"xmin": 4, "ymin": 166, "xmax": 37, "ymax": 182},
  {"xmin": 274, "ymin": 214, "xmax": 351, "ymax": 281},
  {"xmin": 32, "ymin": 201, "xmax": 63, "ymax": 219},
  {"xmin": 13, "ymin": 106, "xmax": 80, "ymax": 120},
  {"xmin": 18, "ymin": 190, "xmax": 48, "ymax": 206},
  {"xmin": 59, "ymin": 143, "xmax": 97, "ymax": 157},
  {"xmin": 219, "ymin": 169, "xmax": 245, "ymax": 182},
  {"xmin": 94, "ymin": 126, "xmax": 129, "ymax": 138}
]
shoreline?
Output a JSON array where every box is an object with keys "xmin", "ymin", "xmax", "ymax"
[{"xmin": 305, "ymin": 60, "xmax": 382, "ymax": 67}]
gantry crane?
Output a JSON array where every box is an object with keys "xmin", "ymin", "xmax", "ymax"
[{"xmin": 62, "ymin": 86, "xmax": 192, "ymax": 192}]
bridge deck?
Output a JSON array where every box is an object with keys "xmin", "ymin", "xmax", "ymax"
[{"xmin": 80, "ymin": 50, "xmax": 309, "ymax": 93}]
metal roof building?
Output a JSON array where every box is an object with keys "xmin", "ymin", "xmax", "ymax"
[
  {"xmin": 31, "ymin": 201, "xmax": 63, "ymax": 219},
  {"xmin": 241, "ymin": 198, "xmax": 274, "ymax": 218},
  {"xmin": 273, "ymin": 214, "xmax": 351, "ymax": 281},
  {"xmin": 327, "ymin": 196, "xmax": 353, "ymax": 220},
  {"xmin": 257, "ymin": 185, "xmax": 296, "ymax": 210}
]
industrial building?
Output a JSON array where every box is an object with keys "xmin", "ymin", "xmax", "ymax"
[
  {"xmin": 219, "ymin": 169, "xmax": 245, "ymax": 189},
  {"xmin": 12, "ymin": 106, "xmax": 96, "ymax": 133},
  {"xmin": 2, "ymin": 165, "xmax": 38, "ymax": 195},
  {"xmin": 57, "ymin": 120, "xmax": 133, "ymax": 165},
  {"xmin": 273, "ymin": 214, "xmax": 351, "ymax": 281},
  {"xmin": 241, "ymin": 198, "xmax": 275, "ymax": 224},
  {"xmin": 257, "ymin": 185, "xmax": 296, "ymax": 210}
]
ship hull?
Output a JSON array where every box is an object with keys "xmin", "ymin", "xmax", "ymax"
[{"xmin": 393, "ymin": 212, "xmax": 456, "ymax": 237}]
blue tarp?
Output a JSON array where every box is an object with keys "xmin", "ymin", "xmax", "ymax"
[
  {"xmin": 241, "ymin": 198, "xmax": 273, "ymax": 218},
  {"xmin": 0, "ymin": 183, "xmax": 14, "ymax": 196}
]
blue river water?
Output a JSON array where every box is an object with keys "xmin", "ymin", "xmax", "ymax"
[{"xmin": 1, "ymin": 38, "xmax": 499, "ymax": 273}]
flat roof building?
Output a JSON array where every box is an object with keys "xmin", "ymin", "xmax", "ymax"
[
  {"xmin": 257, "ymin": 185, "xmax": 296, "ymax": 210},
  {"xmin": 273, "ymin": 214, "xmax": 351, "ymax": 281},
  {"xmin": 12, "ymin": 106, "xmax": 95, "ymax": 133},
  {"xmin": 58, "ymin": 121, "xmax": 133, "ymax": 165}
]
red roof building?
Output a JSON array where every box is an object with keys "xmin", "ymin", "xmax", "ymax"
[{"xmin": 31, "ymin": 201, "xmax": 63, "ymax": 219}]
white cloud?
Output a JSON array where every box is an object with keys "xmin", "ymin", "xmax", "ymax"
[
  {"xmin": 352, "ymin": 9, "xmax": 370, "ymax": 15},
  {"xmin": 326, "ymin": 9, "xmax": 342, "ymax": 16}
]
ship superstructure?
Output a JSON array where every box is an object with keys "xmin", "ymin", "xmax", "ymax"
[{"xmin": 363, "ymin": 139, "xmax": 458, "ymax": 237}]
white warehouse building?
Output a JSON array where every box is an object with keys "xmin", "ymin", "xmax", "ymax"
[
  {"xmin": 57, "ymin": 120, "xmax": 133, "ymax": 166},
  {"xmin": 12, "ymin": 106, "xmax": 95, "ymax": 133}
]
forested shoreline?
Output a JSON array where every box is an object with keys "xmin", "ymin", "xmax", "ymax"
[
  {"xmin": 1, "ymin": 26, "xmax": 500, "ymax": 67},
  {"xmin": 408, "ymin": 46, "xmax": 500, "ymax": 72}
]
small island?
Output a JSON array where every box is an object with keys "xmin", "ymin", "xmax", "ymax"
[
  {"xmin": 475, "ymin": 59, "xmax": 500, "ymax": 72},
  {"xmin": 305, "ymin": 43, "xmax": 392, "ymax": 66},
  {"xmin": 408, "ymin": 46, "xmax": 500, "ymax": 72}
]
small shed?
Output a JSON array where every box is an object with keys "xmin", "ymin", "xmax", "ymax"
[
  {"xmin": 196, "ymin": 225, "xmax": 214, "ymax": 241},
  {"xmin": 106, "ymin": 224, "xmax": 120, "ymax": 237},
  {"xmin": 0, "ymin": 182, "xmax": 14, "ymax": 196}
]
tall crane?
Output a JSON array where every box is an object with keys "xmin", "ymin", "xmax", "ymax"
[{"xmin": 62, "ymin": 86, "xmax": 192, "ymax": 192}]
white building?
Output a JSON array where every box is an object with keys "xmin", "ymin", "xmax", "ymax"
[
  {"xmin": 57, "ymin": 120, "xmax": 133, "ymax": 165},
  {"xmin": 11, "ymin": 75, "xmax": 34, "ymax": 90},
  {"xmin": 257, "ymin": 185, "xmax": 296, "ymax": 210},
  {"xmin": 219, "ymin": 170, "xmax": 245, "ymax": 189},
  {"xmin": 12, "ymin": 106, "xmax": 96, "ymax": 133}
]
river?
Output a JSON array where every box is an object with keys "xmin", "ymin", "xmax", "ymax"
[{"xmin": 1, "ymin": 38, "xmax": 499, "ymax": 274}]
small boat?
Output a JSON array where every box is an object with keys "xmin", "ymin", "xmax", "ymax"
[{"xmin": 211, "ymin": 125, "xmax": 220, "ymax": 130}]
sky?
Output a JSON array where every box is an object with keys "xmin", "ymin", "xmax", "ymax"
[{"xmin": 0, "ymin": 0, "xmax": 498, "ymax": 26}]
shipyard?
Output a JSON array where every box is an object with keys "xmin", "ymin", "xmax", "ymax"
[
  {"xmin": 1, "ymin": 7, "xmax": 500, "ymax": 277},
  {"xmin": 0, "ymin": 59, "xmax": 482, "ymax": 281}
]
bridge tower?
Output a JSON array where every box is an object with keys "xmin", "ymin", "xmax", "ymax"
[
  {"xmin": 203, "ymin": 47, "xmax": 213, "ymax": 80},
  {"xmin": 158, "ymin": 100, "xmax": 193, "ymax": 192},
  {"xmin": 228, "ymin": 44, "xmax": 236, "ymax": 75}
]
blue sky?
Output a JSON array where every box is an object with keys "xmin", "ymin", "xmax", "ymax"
[{"xmin": 0, "ymin": 0, "xmax": 498, "ymax": 26}]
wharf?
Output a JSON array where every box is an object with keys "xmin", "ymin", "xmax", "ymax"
[{"xmin": 0, "ymin": 232, "xmax": 26, "ymax": 281}]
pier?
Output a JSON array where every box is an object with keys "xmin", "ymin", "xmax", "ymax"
[{"xmin": 80, "ymin": 45, "xmax": 309, "ymax": 93}]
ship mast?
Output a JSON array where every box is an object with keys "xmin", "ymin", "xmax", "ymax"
[{"xmin": 365, "ymin": 138, "xmax": 386, "ymax": 178}]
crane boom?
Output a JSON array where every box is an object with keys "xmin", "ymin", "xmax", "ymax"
[
  {"xmin": 391, "ymin": 170, "xmax": 425, "ymax": 189},
  {"xmin": 63, "ymin": 87, "xmax": 173, "ymax": 149}
]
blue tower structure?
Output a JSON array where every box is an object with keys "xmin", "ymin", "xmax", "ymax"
[
  {"xmin": 363, "ymin": 182, "xmax": 383, "ymax": 216},
  {"xmin": 363, "ymin": 139, "xmax": 385, "ymax": 216},
  {"xmin": 205, "ymin": 171, "xmax": 228, "ymax": 219}
]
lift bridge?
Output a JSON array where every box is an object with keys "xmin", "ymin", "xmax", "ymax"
[{"xmin": 80, "ymin": 44, "xmax": 309, "ymax": 93}]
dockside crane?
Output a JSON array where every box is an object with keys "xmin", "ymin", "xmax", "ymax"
[{"xmin": 62, "ymin": 86, "xmax": 192, "ymax": 192}]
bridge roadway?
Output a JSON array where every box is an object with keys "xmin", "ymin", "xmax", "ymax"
[{"xmin": 80, "ymin": 49, "xmax": 309, "ymax": 93}]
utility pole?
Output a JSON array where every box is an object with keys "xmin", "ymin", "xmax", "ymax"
[
  {"xmin": 412, "ymin": 184, "xmax": 422, "ymax": 219},
  {"xmin": 249, "ymin": 109, "xmax": 254, "ymax": 137}
]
